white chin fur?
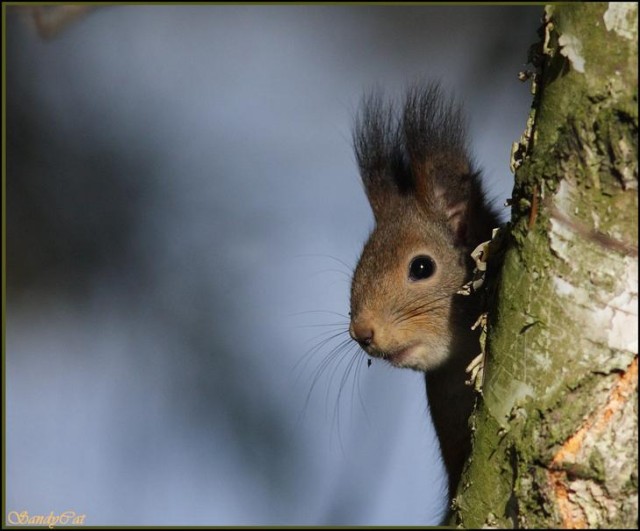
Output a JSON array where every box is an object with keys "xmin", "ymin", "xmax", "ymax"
[{"xmin": 393, "ymin": 341, "xmax": 451, "ymax": 372}]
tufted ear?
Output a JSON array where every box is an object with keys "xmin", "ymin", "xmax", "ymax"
[
  {"xmin": 353, "ymin": 92, "xmax": 409, "ymax": 221},
  {"xmin": 353, "ymin": 83, "xmax": 497, "ymax": 243},
  {"xmin": 402, "ymin": 82, "xmax": 480, "ymax": 247},
  {"xmin": 416, "ymin": 161, "xmax": 498, "ymax": 251},
  {"xmin": 431, "ymin": 167, "xmax": 485, "ymax": 248}
]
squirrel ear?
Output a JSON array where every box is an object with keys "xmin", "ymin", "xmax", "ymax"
[
  {"xmin": 441, "ymin": 197, "xmax": 469, "ymax": 247},
  {"xmin": 402, "ymin": 83, "xmax": 481, "ymax": 247},
  {"xmin": 354, "ymin": 83, "xmax": 495, "ymax": 235},
  {"xmin": 428, "ymin": 167, "xmax": 488, "ymax": 248},
  {"xmin": 411, "ymin": 153, "xmax": 477, "ymax": 246}
]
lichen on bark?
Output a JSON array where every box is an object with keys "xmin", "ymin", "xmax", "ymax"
[{"xmin": 452, "ymin": 3, "xmax": 638, "ymax": 528}]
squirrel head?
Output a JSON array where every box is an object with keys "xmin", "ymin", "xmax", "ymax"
[{"xmin": 349, "ymin": 82, "xmax": 493, "ymax": 372}]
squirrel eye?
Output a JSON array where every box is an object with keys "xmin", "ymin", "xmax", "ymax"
[{"xmin": 409, "ymin": 255, "xmax": 436, "ymax": 281}]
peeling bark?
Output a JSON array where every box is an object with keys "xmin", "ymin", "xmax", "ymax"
[{"xmin": 452, "ymin": 3, "xmax": 638, "ymax": 528}]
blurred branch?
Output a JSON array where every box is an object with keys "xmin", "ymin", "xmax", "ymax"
[{"xmin": 11, "ymin": 5, "xmax": 98, "ymax": 39}]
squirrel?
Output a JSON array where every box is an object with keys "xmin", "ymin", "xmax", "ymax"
[{"xmin": 348, "ymin": 82, "xmax": 500, "ymax": 509}]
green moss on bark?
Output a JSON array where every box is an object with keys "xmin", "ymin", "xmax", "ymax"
[{"xmin": 452, "ymin": 3, "xmax": 638, "ymax": 527}]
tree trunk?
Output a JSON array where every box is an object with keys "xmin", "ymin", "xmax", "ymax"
[{"xmin": 452, "ymin": 3, "xmax": 638, "ymax": 528}]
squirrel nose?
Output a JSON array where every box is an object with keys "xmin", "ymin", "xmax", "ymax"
[{"xmin": 349, "ymin": 321, "xmax": 374, "ymax": 348}]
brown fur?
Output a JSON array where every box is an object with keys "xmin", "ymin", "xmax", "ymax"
[{"xmin": 349, "ymin": 82, "xmax": 499, "ymax": 507}]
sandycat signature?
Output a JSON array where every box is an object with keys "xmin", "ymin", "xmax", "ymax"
[{"xmin": 7, "ymin": 510, "xmax": 86, "ymax": 528}]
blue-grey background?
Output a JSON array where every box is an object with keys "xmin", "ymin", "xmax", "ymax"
[{"xmin": 6, "ymin": 5, "xmax": 541, "ymax": 525}]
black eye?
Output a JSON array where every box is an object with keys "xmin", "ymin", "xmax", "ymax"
[{"xmin": 409, "ymin": 255, "xmax": 436, "ymax": 281}]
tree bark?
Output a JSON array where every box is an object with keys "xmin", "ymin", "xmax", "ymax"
[{"xmin": 452, "ymin": 3, "xmax": 638, "ymax": 528}]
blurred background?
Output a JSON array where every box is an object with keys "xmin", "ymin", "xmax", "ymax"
[{"xmin": 6, "ymin": 5, "xmax": 541, "ymax": 526}]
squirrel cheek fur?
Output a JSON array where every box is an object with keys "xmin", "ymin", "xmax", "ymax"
[
  {"xmin": 349, "ymin": 199, "xmax": 469, "ymax": 372},
  {"xmin": 348, "ymin": 83, "xmax": 500, "ymax": 506}
]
